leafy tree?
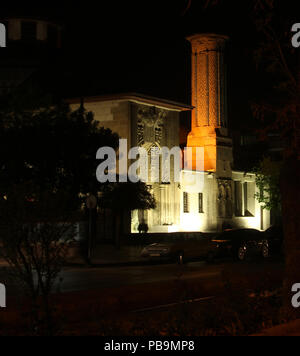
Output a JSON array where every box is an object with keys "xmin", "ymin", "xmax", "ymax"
[
  {"xmin": 100, "ymin": 180, "xmax": 156, "ymax": 248},
  {"xmin": 0, "ymin": 104, "xmax": 119, "ymax": 205},
  {"xmin": 254, "ymin": 156, "xmax": 282, "ymax": 211},
  {"xmin": 0, "ymin": 104, "xmax": 120, "ymax": 333}
]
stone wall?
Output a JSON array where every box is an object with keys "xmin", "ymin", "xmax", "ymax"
[{"xmin": 71, "ymin": 100, "xmax": 131, "ymax": 143}]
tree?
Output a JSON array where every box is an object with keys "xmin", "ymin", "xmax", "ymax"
[
  {"xmin": 180, "ymin": 0, "xmax": 219, "ymax": 15},
  {"xmin": 0, "ymin": 183, "xmax": 76, "ymax": 335},
  {"xmin": 254, "ymin": 156, "xmax": 282, "ymax": 212},
  {"xmin": 0, "ymin": 104, "xmax": 119, "ymax": 204},
  {"xmin": 0, "ymin": 104, "xmax": 120, "ymax": 333},
  {"xmin": 248, "ymin": 0, "xmax": 300, "ymax": 320},
  {"xmin": 100, "ymin": 180, "xmax": 156, "ymax": 248}
]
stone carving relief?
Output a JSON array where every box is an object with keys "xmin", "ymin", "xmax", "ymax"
[
  {"xmin": 217, "ymin": 179, "xmax": 233, "ymax": 218},
  {"xmin": 136, "ymin": 106, "xmax": 166, "ymax": 146},
  {"xmin": 137, "ymin": 123, "xmax": 144, "ymax": 146}
]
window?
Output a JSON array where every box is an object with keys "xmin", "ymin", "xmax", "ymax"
[
  {"xmin": 260, "ymin": 206, "xmax": 264, "ymax": 230},
  {"xmin": 244, "ymin": 182, "xmax": 255, "ymax": 217},
  {"xmin": 198, "ymin": 193, "xmax": 204, "ymax": 213},
  {"xmin": 235, "ymin": 181, "xmax": 243, "ymax": 216},
  {"xmin": 234, "ymin": 181, "xmax": 255, "ymax": 217},
  {"xmin": 244, "ymin": 182, "xmax": 248, "ymax": 214},
  {"xmin": 183, "ymin": 192, "xmax": 189, "ymax": 213},
  {"xmin": 21, "ymin": 21, "xmax": 37, "ymax": 42}
]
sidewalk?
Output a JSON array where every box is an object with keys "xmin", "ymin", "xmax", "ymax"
[
  {"xmin": 0, "ymin": 245, "xmax": 149, "ymax": 268},
  {"xmin": 255, "ymin": 319, "xmax": 300, "ymax": 336},
  {"xmin": 67, "ymin": 244, "xmax": 153, "ymax": 267}
]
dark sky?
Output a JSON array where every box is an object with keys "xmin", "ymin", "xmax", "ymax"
[
  {"xmin": 2, "ymin": 0, "xmax": 297, "ymax": 131},
  {"xmin": 2, "ymin": 1, "xmax": 255, "ymax": 92},
  {"xmin": 56, "ymin": 0, "xmax": 258, "ymax": 131}
]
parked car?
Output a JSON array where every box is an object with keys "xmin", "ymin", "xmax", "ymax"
[
  {"xmin": 207, "ymin": 228, "xmax": 269, "ymax": 262},
  {"xmin": 141, "ymin": 238, "xmax": 211, "ymax": 264},
  {"xmin": 263, "ymin": 225, "xmax": 283, "ymax": 256}
]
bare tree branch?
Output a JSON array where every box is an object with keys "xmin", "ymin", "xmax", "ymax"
[
  {"xmin": 263, "ymin": 25, "xmax": 297, "ymax": 88},
  {"xmin": 181, "ymin": 0, "xmax": 219, "ymax": 16},
  {"xmin": 181, "ymin": 0, "xmax": 192, "ymax": 16}
]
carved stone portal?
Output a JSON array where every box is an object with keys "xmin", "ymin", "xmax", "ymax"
[{"xmin": 137, "ymin": 106, "xmax": 166, "ymax": 146}]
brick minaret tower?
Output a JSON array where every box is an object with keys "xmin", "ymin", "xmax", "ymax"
[{"xmin": 186, "ymin": 33, "xmax": 233, "ymax": 174}]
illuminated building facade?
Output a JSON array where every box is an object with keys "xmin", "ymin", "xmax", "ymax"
[
  {"xmin": 181, "ymin": 33, "xmax": 269, "ymax": 232},
  {"xmin": 70, "ymin": 33, "xmax": 270, "ymax": 234}
]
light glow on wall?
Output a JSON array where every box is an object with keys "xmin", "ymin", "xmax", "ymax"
[
  {"xmin": 167, "ymin": 225, "xmax": 179, "ymax": 233},
  {"xmin": 235, "ymin": 215, "xmax": 261, "ymax": 230},
  {"xmin": 180, "ymin": 213, "xmax": 203, "ymax": 232}
]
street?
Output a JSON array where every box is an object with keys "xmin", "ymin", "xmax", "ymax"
[
  {"xmin": 0, "ymin": 257, "xmax": 285, "ymax": 336},
  {"xmin": 55, "ymin": 261, "xmax": 221, "ymax": 293},
  {"xmin": 0, "ymin": 257, "xmax": 284, "ymax": 297}
]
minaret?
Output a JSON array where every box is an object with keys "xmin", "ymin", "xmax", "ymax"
[{"xmin": 186, "ymin": 33, "xmax": 233, "ymax": 173}]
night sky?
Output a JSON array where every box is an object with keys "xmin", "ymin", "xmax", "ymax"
[{"xmin": 2, "ymin": 0, "xmax": 297, "ymax": 133}]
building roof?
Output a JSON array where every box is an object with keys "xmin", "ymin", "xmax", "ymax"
[{"xmin": 67, "ymin": 92, "xmax": 193, "ymax": 112}]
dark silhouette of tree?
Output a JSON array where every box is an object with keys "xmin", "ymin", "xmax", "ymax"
[
  {"xmin": 0, "ymin": 183, "xmax": 76, "ymax": 335},
  {"xmin": 246, "ymin": 0, "xmax": 300, "ymax": 320},
  {"xmin": 254, "ymin": 156, "xmax": 282, "ymax": 212},
  {"xmin": 0, "ymin": 104, "xmax": 120, "ymax": 333},
  {"xmin": 200, "ymin": 0, "xmax": 300, "ymax": 319},
  {"xmin": 181, "ymin": 0, "xmax": 220, "ymax": 16},
  {"xmin": 0, "ymin": 104, "xmax": 119, "ymax": 207},
  {"xmin": 101, "ymin": 180, "xmax": 156, "ymax": 248}
]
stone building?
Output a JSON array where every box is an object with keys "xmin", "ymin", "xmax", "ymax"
[
  {"xmin": 69, "ymin": 93, "xmax": 191, "ymax": 233},
  {"xmin": 70, "ymin": 33, "xmax": 270, "ymax": 234},
  {"xmin": 181, "ymin": 34, "xmax": 270, "ymax": 232}
]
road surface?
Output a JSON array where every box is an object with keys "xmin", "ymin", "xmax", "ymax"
[{"xmin": 0, "ymin": 258, "xmax": 284, "ymax": 296}]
